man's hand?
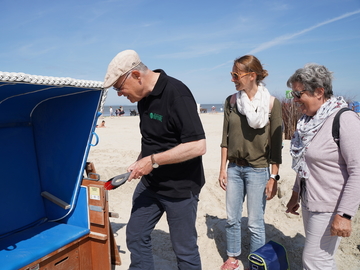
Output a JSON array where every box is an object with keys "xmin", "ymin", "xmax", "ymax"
[{"xmin": 128, "ymin": 156, "xmax": 153, "ymax": 181}]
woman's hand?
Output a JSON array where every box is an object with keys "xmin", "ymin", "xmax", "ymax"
[
  {"xmin": 218, "ymin": 170, "xmax": 227, "ymax": 191},
  {"xmin": 286, "ymin": 191, "xmax": 300, "ymax": 215},
  {"xmin": 331, "ymin": 214, "xmax": 352, "ymax": 237},
  {"xmin": 265, "ymin": 178, "xmax": 277, "ymax": 200}
]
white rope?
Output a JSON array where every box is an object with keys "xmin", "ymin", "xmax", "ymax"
[{"xmin": 0, "ymin": 71, "xmax": 104, "ymax": 88}]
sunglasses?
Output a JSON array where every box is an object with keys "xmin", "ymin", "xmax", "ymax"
[
  {"xmin": 290, "ymin": 90, "xmax": 307, "ymax": 99},
  {"xmin": 230, "ymin": 72, "xmax": 251, "ymax": 80},
  {"xmin": 113, "ymin": 72, "xmax": 131, "ymax": 92}
]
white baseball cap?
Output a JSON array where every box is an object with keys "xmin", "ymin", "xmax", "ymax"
[{"xmin": 103, "ymin": 50, "xmax": 141, "ymax": 89}]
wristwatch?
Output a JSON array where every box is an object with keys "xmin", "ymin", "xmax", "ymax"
[
  {"xmin": 270, "ymin": 174, "xmax": 280, "ymax": 181},
  {"xmin": 151, "ymin": 154, "xmax": 159, "ymax": 169},
  {"xmin": 342, "ymin": 213, "xmax": 352, "ymax": 220}
]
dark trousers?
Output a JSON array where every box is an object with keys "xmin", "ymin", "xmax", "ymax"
[{"xmin": 126, "ymin": 181, "xmax": 202, "ymax": 270}]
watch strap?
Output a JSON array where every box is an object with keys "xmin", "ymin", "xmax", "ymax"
[
  {"xmin": 270, "ymin": 174, "xmax": 280, "ymax": 181},
  {"xmin": 151, "ymin": 154, "xmax": 159, "ymax": 168},
  {"xmin": 342, "ymin": 213, "xmax": 352, "ymax": 220}
]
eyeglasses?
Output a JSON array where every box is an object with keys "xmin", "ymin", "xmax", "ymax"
[
  {"xmin": 290, "ymin": 90, "xmax": 307, "ymax": 99},
  {"xmin": 230, "ymin": 72, "xmax": 251, "ymax": 80},
  {"xmin": 113, "ymin": 72, "xmax": 131, "ymax": 92}
]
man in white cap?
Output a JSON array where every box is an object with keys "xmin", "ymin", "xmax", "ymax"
[{"xmin": 104, "ymin": 50, "xmax": 206, "ymax": 270}]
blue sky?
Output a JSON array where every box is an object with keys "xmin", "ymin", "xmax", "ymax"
[{"xmin": 1, "ymin": 0, "xmax": 360, "ymax": 106}]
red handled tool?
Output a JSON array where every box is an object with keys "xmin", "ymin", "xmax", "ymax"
[{"xmin": 104, "ymin": 172, "xmax": 131, "ymax": 190}]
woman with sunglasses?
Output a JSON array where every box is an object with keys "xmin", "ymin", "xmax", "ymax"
[
  {"xmin": 219, "ymin": 55, "xmax": 283, "ymax": 270},
  {"xmin": 285, "ymin": 63, "xmax": 360, "ymax": 269}
]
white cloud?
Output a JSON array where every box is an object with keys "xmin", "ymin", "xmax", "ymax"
[{"xmin": 249, "ymin": 9, "xmax": 360, "ymax": 54}]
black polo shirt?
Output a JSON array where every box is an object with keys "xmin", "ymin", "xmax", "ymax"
[{"xmin": 138, "ymin": 70, "xmax": 205, "ymax": 198}]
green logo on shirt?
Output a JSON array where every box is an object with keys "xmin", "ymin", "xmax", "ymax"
[{"xmin": 149, "ymin": 112, "xmax": 163, "ymax": 122}]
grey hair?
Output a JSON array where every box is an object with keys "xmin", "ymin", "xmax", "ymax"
[
  {"xmin": 287, "ymin": 63, "xmax": 333, "ymax": 99},
  {"xmin": 134, "ymin": 62, "xmax": 148, "ymax": 72}
]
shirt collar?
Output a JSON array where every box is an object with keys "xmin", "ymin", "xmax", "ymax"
[{"xmin": 149, "ymin": 69, "xmax": 167, "ymax": 97}]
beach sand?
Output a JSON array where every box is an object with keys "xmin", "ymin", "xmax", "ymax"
[{"xmin": 87, "ymin": 113, "xmax": 360, "ymax": 270}]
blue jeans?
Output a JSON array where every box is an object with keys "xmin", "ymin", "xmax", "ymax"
[
  {"xmin": 126, "ymin": 181, "xmax": 201, "ymax": 270},
  {"xmin": 225, "ymin": 163, "xmax": 269, "ymax": 256}
]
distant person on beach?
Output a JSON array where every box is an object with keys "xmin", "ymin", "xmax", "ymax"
[
  {"xmin": 218, "ymin": 55, "xmax": 282, "ymax": 270},
  {"xmin": 96, "ymin": 120, "xmax": 105, "ymax": 128},
  {"xmin": 103, "ymin": 49, "xmax": 206, "ymax": 270},
  {"xmin": 109, "ymin": 106, "xmax": 113, "ymax": 117},
  {"xmin": 285, "ymin": 63, "xmax": 360, "ymax": 269},
  {"xmin": 119, "ymin": 106, "xmax": 125, "ymax": 116}
]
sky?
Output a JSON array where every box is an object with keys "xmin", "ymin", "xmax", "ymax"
[{"xmin": 1, "ymin": 0, "xmax": 360, "ymax": 106}]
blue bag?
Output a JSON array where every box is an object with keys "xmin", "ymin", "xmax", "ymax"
[{"xmin": 248, "ymin": 240, "xmax": 289, "ymax": 270}]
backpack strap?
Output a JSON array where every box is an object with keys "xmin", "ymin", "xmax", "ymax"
[
  {"xmin": 332, "ymin": 107, "xmax": 352, "ymax": 147},
  {"xmin": 230, "ymin": 93, "xmax": 237, "ymax": 109}
]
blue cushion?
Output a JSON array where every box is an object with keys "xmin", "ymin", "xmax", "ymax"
[{"xmin": 0, "ymin": 222, "xmax": 90, "ymax": 270}]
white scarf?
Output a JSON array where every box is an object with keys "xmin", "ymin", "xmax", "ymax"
[
  {"xmin": 236, "ymin": 83, "xmax": 271, "ymax": 129},
  {"xmin": 290, "ymin": 96, "xmax": 347, "ymax": 179}
]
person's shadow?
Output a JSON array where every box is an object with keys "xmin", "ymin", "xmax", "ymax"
[{"xmin": 205, "ymin": 214, "xmax": 305, "ymax": 270}]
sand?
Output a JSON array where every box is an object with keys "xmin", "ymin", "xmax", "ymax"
[{"xmin": 87, "ymin": 113, "xmax": 360, "ymax": 270}]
